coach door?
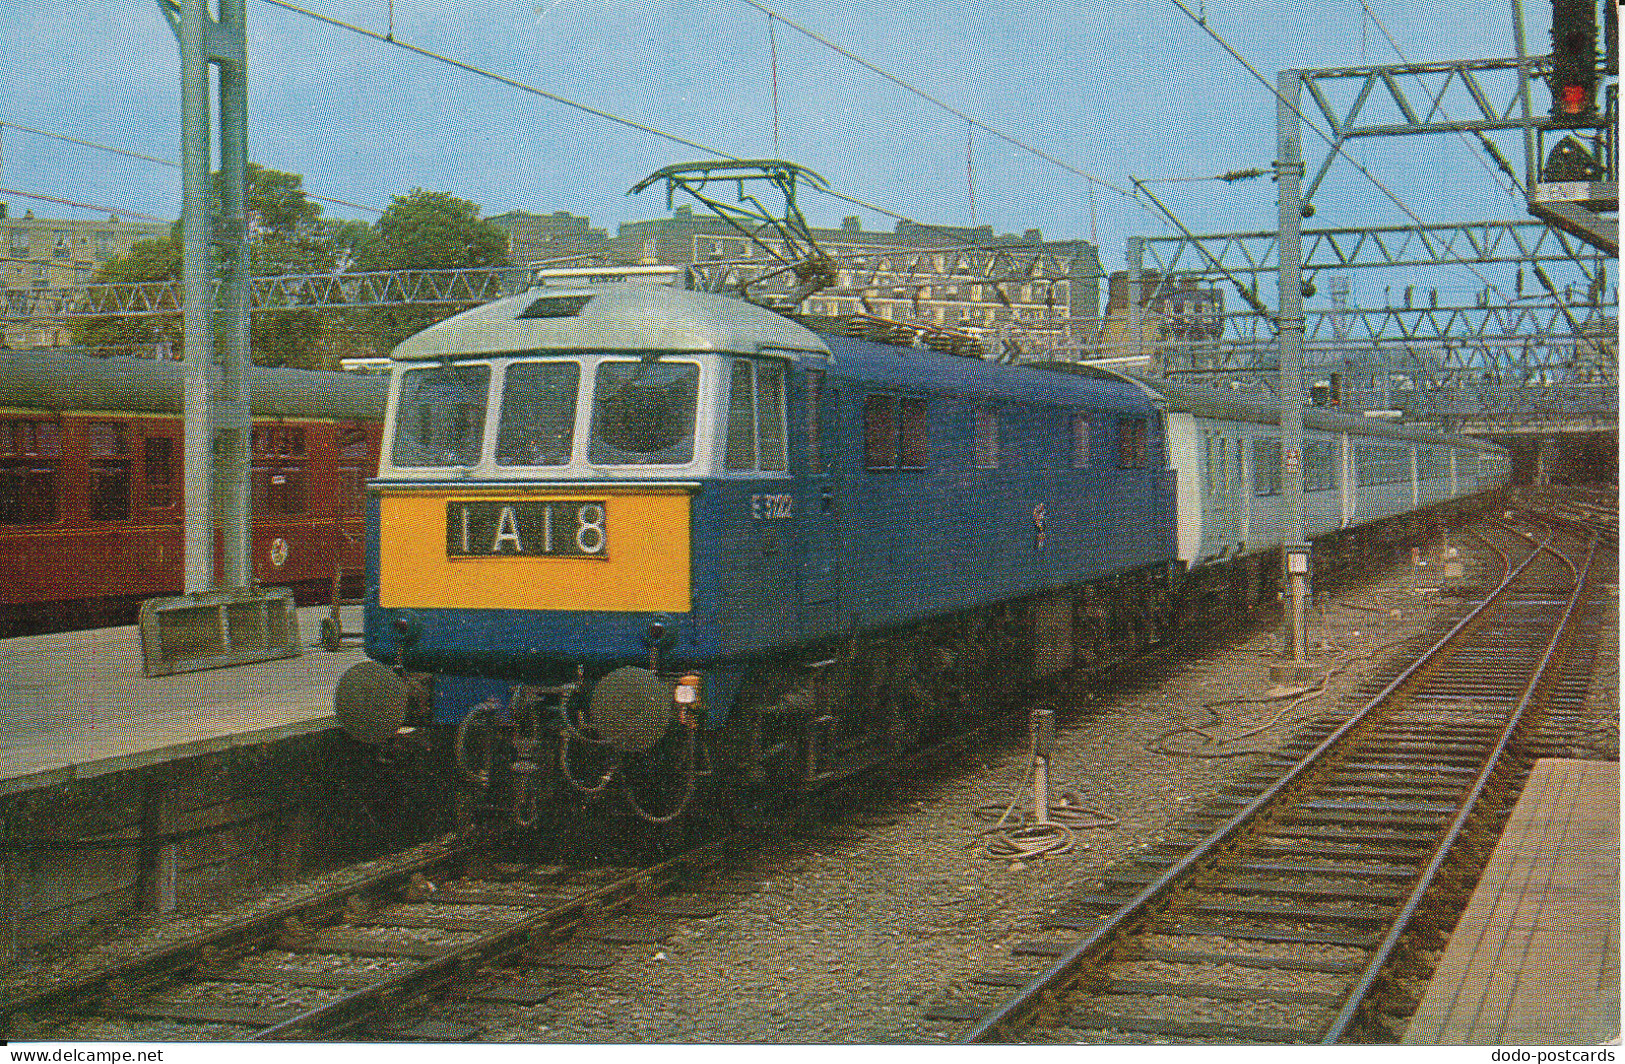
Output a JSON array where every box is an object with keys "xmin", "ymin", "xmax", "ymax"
[{"xmin": 796, "ymin": 365, "xmax": 841, "ymax": 635}]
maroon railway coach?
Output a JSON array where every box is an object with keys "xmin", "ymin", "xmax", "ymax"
[{"xmin": 0, "ymin": 350, "xmax": 387, "ymax": 635}]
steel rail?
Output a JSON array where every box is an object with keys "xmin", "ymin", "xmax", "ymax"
[
  {"xmin": 960, "ymin": 531, "xmax": 1550, "ymax": 1043},
  {"xmin": 0, "ymin": 838, "xmax": 481, "ymax": 1030},
  {"xmin": 1322, "ymin": 529, "xmax": 1597, "ymax": 1041},
  {"xmin": 250, "ymin": 839, "xmax": 731, "ymax": 1040}
]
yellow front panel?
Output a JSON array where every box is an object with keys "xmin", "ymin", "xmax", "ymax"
[{"xmin": 379, "ymin": 488, "xmax": 691, "ymax": 612}]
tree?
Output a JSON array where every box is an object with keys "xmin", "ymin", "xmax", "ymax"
[
  {"xmin": 352, "ymin": 189, "xmax": 511, "ymax": 353},
  {"xmin": 70, "ymin": 232, "xmax": 184, "ymax": 355},
  {"xmin": 71, "ymin": 164, "xmax": 351, "ymax": 367},
  {"xmin": 353, "ymin": 188, "xmax": 509, "ymax": 272}
]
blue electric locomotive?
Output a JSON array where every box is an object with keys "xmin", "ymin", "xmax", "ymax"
[{"xmin": 336, "ymin": 281, "xmax": 1180, "ymax": 821}]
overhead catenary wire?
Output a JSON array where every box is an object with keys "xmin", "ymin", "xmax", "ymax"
[
  {"xmin": 0, "ymin": 119, "xmax": 384, "ymax": 216},
  {"xmin": 1166, "ymin": 0, "xmax": 1517, "ymax": 307},
  {"xmin": 256, "ymin": 0, "xmax": 1119, "ymax": 260},
  {"xmin": 1356, "ymin": 0, "xmax": 1523, "ymax": 198},
  {"xmin": 0, "ymin": 187, "xmax": 168, "ymax": 223},
  {"xmin": 730, "ymin": 0, "xmax": 1145, "ymax": 205}
]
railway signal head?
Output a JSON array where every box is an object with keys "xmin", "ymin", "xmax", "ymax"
[{"xmin": 1548, "ymin": 0, "xmax": 1600, "ymax": 126}]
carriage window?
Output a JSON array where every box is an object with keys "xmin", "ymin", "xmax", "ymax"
[
  {"xmin": 589, "ymin": 360, "xmax": 699, "ymax": 465},
  {"xmin": 0, "ymin": 418, "xmax": 60, "ymax": 525},
  {"xmin": 1117, "ymin": 417, "xmax": 1147, "ymax": 468},
  {"xmin": 973, "ymin": 405, "xmax": 999, "ymax": 469},
  {"xmin": 252, "ymin": 426, "xmax": 306, "ymax": 514},
  {"xmin": 1305, "ymin": 441, "xmax": 1335, "ymax": 492},
  {"xmin": 87, "ymin": 421, "xmax": 131, "ymax": 521},
  {"xmin": 336, "ymin": 424, "xmax": 371, "ymax": 515},
  {"xmin": 1071, "ymin": 414, "xmax": 1091, "ymax": 469},
  {"xmin": 393, "ymin": 365, "xmax": 490, "ymax": 467},
  {"xmin": 1252, "ymin": 438, "xmax": 1282, "ymax": 496},
  {"xmin": 144, "ymin": 437, "xmax": 175, "ymax": 509},
  {"xmin": 496, "ymin": 361, "xmax": 579, "ymax": 466}
]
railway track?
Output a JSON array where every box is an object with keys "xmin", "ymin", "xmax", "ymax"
[
  {"xmin": 1, "ymin": 689, "xmax": 1016, "ymax": 1042},
  {"xmin": 1, "ymin": 834, "xmax": 747, "ymax": 1041},
  {"xmin": 950, "ymin": 510, "xmax": 1606, "ymax": 1044}
]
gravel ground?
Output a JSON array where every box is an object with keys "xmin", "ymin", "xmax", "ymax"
[
  {"xmin": 477, "ymin": 559, "xmax": 1462, "ymax": 1044},
  {"xmin": 6, "ymin": 550, "xmax": 1495, "ymax": 1044}
]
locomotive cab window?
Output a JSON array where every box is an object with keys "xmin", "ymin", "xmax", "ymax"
[
  {"xmin": 393, "ymin": 364, "xmax": 490, "ymax": 468},
  {"xmin": 726, "ymin": 358, "xmax": 787, "ymax": 472},
  {"xmin": 1116, "ymin": 417, "xmax": 1147, "ymax": 468},
  {"xmin": 497, "ymin": 361, "xmax": 579, "ymax": 466},
  {"xmin": 589, "ymin": 359, "xmax": 699, "ymax": 466}
]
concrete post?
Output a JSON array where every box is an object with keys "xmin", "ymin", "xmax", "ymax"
[{"xmin": 176, "ymin": 0, "xmax": 215, "ymax": 594}]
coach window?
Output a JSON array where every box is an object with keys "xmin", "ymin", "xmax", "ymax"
[
  {"xmin": 0, "ymin": 419, "xmax": 60, "ymax": 524},
  {"xmin": 497, "ymin": 361, "xmax": 579, "ymax": 466},
  {"xmin": 87, "ymin": 421, "xmax": 131, "ymax": 521},
  {"xmin": 1252, "ymin": 438, "xmax": 1282, "ymax": 496},
  {"xmin": 336, "ymin": 425, "xmax": 371, "ymax": 515},
  {"xmin": 973, "ymin": 404, "xmax": 999, "ymax": 469},
  {"xmin": 1116, "ymin": 417, "xmax": 1147, "ymax": 468},
  {"xmin": 144, "ymin": 437, "xmax": 175, "ymax": 509},
  {"xmin": 726, "ymin": 359, "xmax": 788, "ymax": 472},
  {"xmin": 1070, "ymin": 413, "xmax": 1091, "ymax": 469},
  {"xmin": 252, "ymin": 426, "xmax": 307, "ymax": 514},
  {"xmin": 589, "ymin": 360, "xmax": 700, "ymax": 466}
]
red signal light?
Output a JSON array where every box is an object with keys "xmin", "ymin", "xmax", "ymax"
[{"xmin": 1559, "ymin": 82, "xmax": 1591, "ymax": 114}]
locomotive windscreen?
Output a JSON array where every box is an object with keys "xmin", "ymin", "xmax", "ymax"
[
  {"xmin": 587, "ymin": 360, "xmax": 699, "ymax": 465},
  {"xmin": 392, "ymin": 365, "xmax": 489, "ymax": 467},
  {"xmin": 496, "ymin": 361, "xmax": 580, "ymax": 467}
]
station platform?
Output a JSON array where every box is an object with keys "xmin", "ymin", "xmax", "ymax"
[
  {"xmin": 1404, "ymin": 758, "xmax": 1620, "ymax": 1045},
  {"xmin": 0, "ymin": 606, "xmax": 366, "ymax": 798}
]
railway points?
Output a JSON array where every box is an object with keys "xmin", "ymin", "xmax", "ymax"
[{"xmin": 0, "ymin": 502, "xmax": 1615, "ymax": 1044}]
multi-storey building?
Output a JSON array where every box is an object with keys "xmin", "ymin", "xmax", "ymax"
[
  {"xmin": 1, "ymin": 206, "xmax": 170, "ymax": 348},
  {"xmin": 486, "ymin": 210, "xmax": 609, "ymax": 265},
  {"xmin": 515, "ymin": 205, "xmax": 1102, "ymax": 359}
]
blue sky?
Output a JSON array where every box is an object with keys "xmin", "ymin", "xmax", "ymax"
[{"xmin": 2, "ymin": 0, "xmax": 1559, "ymax": 296}]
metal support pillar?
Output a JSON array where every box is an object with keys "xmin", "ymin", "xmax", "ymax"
[
  {"xmin": 1273, "ymin": 70, "xmax": 1319, "ymax": 687},
  {"xmin": 142, "ymin": 0, "xmax": 297, "ymax": 676},
  {"xmin": 162, "ymin": 0, "xmax": 250, "ymax": 593},
  {"xmin": 215, "ymin": 0, "xmax": 251, "ymax": 589},
  {"xmin": 175, "ymin": 0, "xmax": 214, "ymax": 594}
]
